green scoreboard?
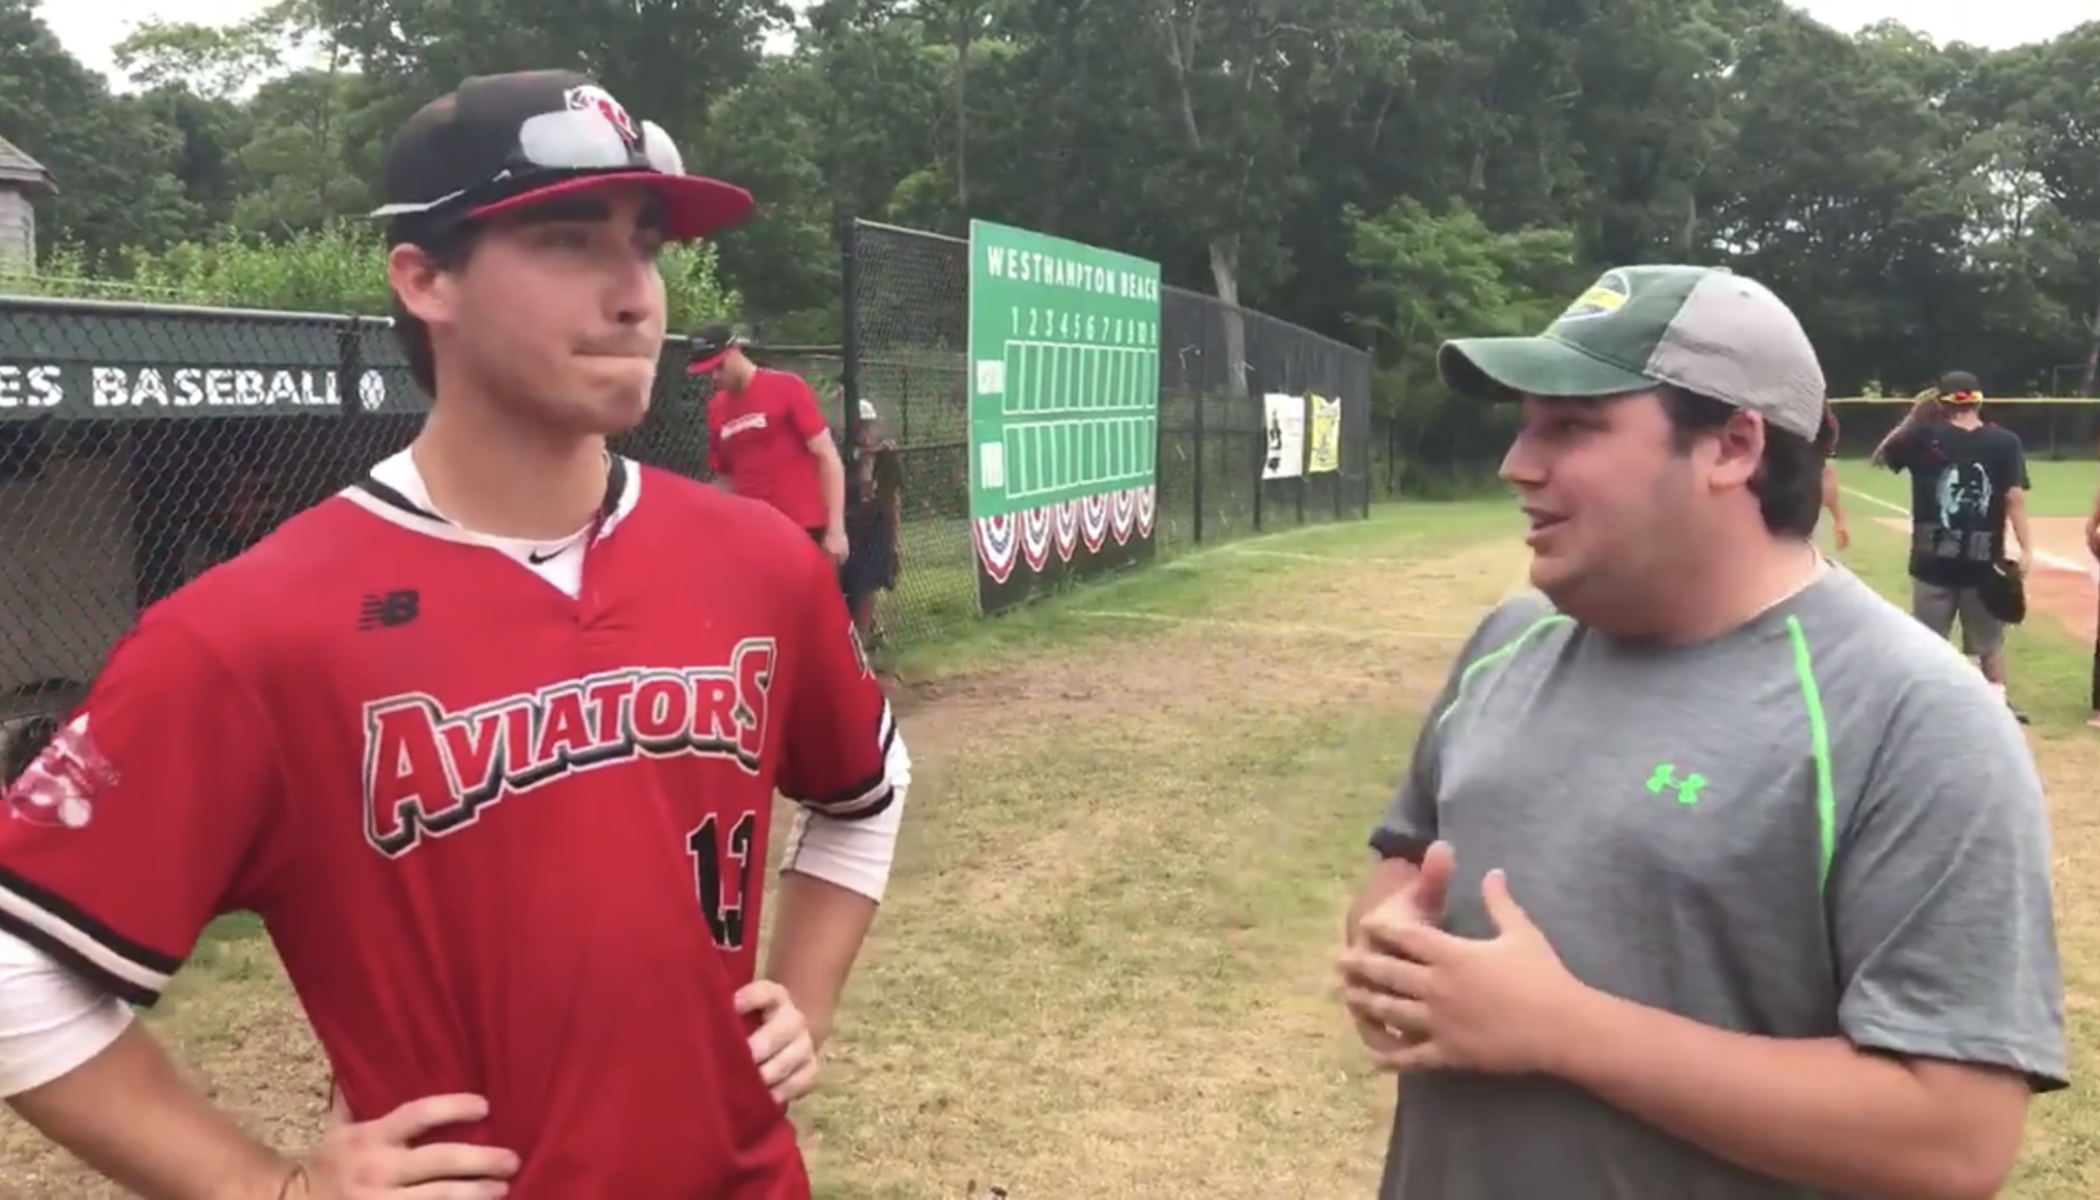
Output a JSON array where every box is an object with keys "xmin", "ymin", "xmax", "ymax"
[
  {"xmin": 966, "ymin": 220, "xmax": 1161, "ymax": 521},
  {"xmin": 964, "ymin": 220, "xmax": 1163, "ymax": 612}
]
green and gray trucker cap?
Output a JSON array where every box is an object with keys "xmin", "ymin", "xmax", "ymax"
[{"xmin": 1437, "ymin": 264, "xmax": 1827, "ymax": 441}]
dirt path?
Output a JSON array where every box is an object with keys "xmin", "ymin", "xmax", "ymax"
[
  {"xmin": 797, "ymin": 534, "xmax": 1533, "ymax": 1198},
  {"xmin": 2024, "ymin": 517, "xmax": 2096, "ymax": 645}
]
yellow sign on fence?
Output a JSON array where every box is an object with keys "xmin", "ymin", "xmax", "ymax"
[{"xmin": 1307, "ymin": 394, "xmax": 1342, "ymax": 473}]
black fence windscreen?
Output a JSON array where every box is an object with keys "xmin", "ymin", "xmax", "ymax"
[
  {"xmin": 3, "ymin": 231, "xmax": 1372, "ymax": 770},
  {"xmin": 1156, "ymin": 287, "xmax": 1372, "ymax": 547},
  {"xmin": 0, "ymin": 296, "xmax": 711, "ymax": 777},
  {"xmin": 839, "ymin": 217, "xmax": 1373, "ymax": 641}
]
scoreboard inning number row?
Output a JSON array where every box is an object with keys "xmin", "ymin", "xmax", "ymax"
[{"xmin": 1012, "ymin": 307, "xmax": 1156, "ymax": 347}]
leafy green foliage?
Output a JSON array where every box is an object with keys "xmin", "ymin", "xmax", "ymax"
[
  {"xmin": 0, "ymin": 0, "xmax": 2095, "ymax": 404},
  {"xmin": 5, "ymin": 223, "xmax": 738, "ymax": 326},
  {"xmin": 1346, "ymin": 199, "xmax": 1583, "ymax": 416}
]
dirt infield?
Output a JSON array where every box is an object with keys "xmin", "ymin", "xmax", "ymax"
[
  {"xmin": 2026, "ymin": 517, "xmax": 2096, "ymax": 644},
  {"xmin": 0, "ymin": 511, "xmax": 1528, "ymax": 1199},
  {"xmin": 7, "ymin": 506, "xmax": 2100, "ymax": 1198},
  {"xmin": 1872, "ymin": 514, "xmax": 2094, "ymax": 643}
]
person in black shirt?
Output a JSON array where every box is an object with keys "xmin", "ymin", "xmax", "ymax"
[
  {"xmin": 1872, "ymin": 371, "xmax": 2033, "ymax": 721},
  {"xmin": 841, "ymin": 399, "xmax": 902, "ymax": 646}
]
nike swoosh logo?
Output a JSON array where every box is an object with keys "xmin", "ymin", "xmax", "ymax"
[{"xmin": 526, "ymin": 548, "xmax": 561, "ymax": 565}]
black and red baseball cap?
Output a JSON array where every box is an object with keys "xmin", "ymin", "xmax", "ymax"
[
  {"xmin": 370, "ymin": 70, "xmax": 752, "ymax": 242},
  {"xmin": 1938, "ymin": 370, "xmax": 1983, "ymax": 405},
  {"xmin": 685, "ymin": 321, "xmax": 746, "ymax": 375}
]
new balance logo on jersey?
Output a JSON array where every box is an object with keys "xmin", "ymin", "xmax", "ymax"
[
  {"xmin": 358, "ymin": 589, "xmax": 420, "ymax": 629},
  {"xmin": 360, "ymin": 639, "xmax": 777, "ymax": 857}
]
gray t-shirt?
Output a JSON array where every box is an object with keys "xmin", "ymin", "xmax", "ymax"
[{"xmin": 1371, "ymin": 566, "xmax": 2066, "ymax": 1200}]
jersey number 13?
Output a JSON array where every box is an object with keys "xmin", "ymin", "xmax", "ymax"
[{"xmin": 687, "ymin": 811, "xmax": 757, "ymax": 950}]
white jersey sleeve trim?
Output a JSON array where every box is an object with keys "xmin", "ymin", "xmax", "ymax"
[
  {"xmin": 0, "ymin": 927, "xmax": 136, "ymax": 1098},
  {"xmin": 0, "ymin": 869, "xmax": 176, "ymax": 1007},
  {"xmin": 789, "ymin": 699, "xmax": 902, "ymax": 821},
  {"xmin": 782, "ymin": 725, "xmax": 910, "ymax": 901}
]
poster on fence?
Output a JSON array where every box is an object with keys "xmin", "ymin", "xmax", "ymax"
[
  {"xmin": 1261, "ymin": 393, "xmax": 1306, "ymax": 480},
  {"xmin": 966, "ymin": 219, "xmax": 1162, "ymax": 615},
  {"xmin": 1307, "ymin": 394, "xmax": 1341, "ymax": 474}
]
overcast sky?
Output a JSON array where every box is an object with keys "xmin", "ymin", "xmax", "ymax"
[
  {"xmin": 1795, "ymin": 0, "xmax": 2088, "ymax": 50},
  {"xmin": 40, "ymin": 0, "xmax": 2094, "ymax": 91}
]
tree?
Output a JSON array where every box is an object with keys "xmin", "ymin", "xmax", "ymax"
[
  {"xmin": 2, "ymin": 0, "xmax": 2095, "ymax": 405},
  {"xmin": 0, "ymin": 0, "xmax": 206, "ymax": 263}
]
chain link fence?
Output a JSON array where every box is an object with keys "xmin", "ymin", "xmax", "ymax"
[
  {"xmin": 1155, "ymin": 288, "xmax": 1373, "ymax": 546},
  {"xmin": 3, "ymin": 229, "xmax": 1374, "ymax": 771},
  {"xmin": 0, "ymin": 295, "xmax": 713, "ymax": 781},
  {"xmin": 839, "ymin": 217, "xmax": 1373, "ymax": 642},
  {"xmin": 1373, "ymin": 397, "xmax": 1520, "ymax": 497},
  {"xmin": 834, "ymin": 221, "xmax": 979, "ymax": 641}
]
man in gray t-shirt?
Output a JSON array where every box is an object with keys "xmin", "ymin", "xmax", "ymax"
[{"xmin": 1339, "ymin": 266, "xmax": 2066, "ymax": 1200}]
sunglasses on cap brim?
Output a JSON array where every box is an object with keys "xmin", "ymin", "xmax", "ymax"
[{"xmin": 371, "ymin": 109, "xmax": 752, "ymax": 238}]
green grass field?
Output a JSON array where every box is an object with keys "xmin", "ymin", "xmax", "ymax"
[{"xmin": 1, "ymin": 497, "xmax": 2095, "ymax": 1198}]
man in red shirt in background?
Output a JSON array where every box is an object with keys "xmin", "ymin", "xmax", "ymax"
[
  {"xmin": 694, "ymin": 324, "xmax": 851, "ymax": 566},
  {"xmin": 0, "ymin": 70, "xmax": 909, "ymax": 1199}
]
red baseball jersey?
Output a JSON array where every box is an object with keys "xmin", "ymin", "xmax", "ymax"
[
  {"xmin": 0, "ymin": 455, "xmax": 899, "ymax": 1198},
  {"xmin": 708, "ymin": 369, "xmax": 830, "ymax": 529}
]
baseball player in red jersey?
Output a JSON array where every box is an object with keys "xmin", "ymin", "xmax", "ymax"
[
  {"xmin": 692, "ymin": 325, "xmax": 851, "ymax": 564},
  {"xmin": 0, "ymin": 70, "xmax": 910, "ymax": 1199}
]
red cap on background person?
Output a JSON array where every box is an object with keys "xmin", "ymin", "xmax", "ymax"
[
  {"xmin": 686, "ymin": 322, "xmax": 749, "ymax": 375},
  {"xmin": 1938, "ymin": 370, "xmax": 1984, "ymax": 406}
]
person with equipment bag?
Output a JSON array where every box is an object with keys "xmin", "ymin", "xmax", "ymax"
[{"xmin": 1871, "ymin": 371, "xmax": 2032, "ymax": 723}]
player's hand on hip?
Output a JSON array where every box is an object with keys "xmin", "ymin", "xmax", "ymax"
[
  {"xmin": 1339, "ymin": 841, "xmax": 1455, "ymax": 1054},
  {"xmin": 738, "ymin": 979, "xmax": 820, "ymax": 1105},
  {"xmin": 298, "ymin": 1093, "xmax": 519, "ymax": 1199},
  {"xmin": 822, "ymin": 527, "xmax": 850, "ymax": 563}
]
